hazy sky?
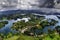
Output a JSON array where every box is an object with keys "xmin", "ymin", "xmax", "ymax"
[{"xmin": 0, "ymin": 0, "xmax": 60, "ymax": 10}]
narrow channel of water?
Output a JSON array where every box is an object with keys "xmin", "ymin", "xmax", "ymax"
[
  {"xmin": 0, "ymin": 18, "xmax": 30, "ymax": 33},
  {"xmin": 0, "ymin": 16, "xmax": 60, "ymax": 33},
  {"xmin": 43, "ymin": 15, "xmax": 60, "ymax": 33}
]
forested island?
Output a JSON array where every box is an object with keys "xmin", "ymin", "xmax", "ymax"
[
  {"xmin": 0, "ymin": 14, "xmax": 60, "ymax": 40},
  {"xmin": 0, "ymin": 21, "xmax": 8, "ymax": 29}
]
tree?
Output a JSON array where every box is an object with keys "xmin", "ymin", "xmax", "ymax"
[{"xmin": 55, "ymin": 26, "xmax": 60, "ymax": 34}]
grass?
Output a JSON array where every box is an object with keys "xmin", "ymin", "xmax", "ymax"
[
  {"xmin": 18, "ymin": 35, "xmax": 39, "ymax": 40},
  {"xmin": 1, "ymin": 29, "xmax": 60, "ymax": 40},
  {"xmin": 3, "ymin": 35, "xmax": 19, "ymax": 40},
  {"xmin": 3, "ymin": 34, "xmax": 60, "ymax": 40},
  {"xmin": 3, "ymin": 34, "xmax": 39, "ymax": 40}
]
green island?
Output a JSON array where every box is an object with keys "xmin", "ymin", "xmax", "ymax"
[
  {"xmin": 0, "ymin": 21, "xmax": 8, "ymax": 29},
  {"xmin": 0, "ymin": 13, "xmax": 45, "ymax": 20},
  {"xmin": 0, "ymin": 13, "xmax": 28, "ymax": 20},
  {"xmin": 0, "ymin": 14, "xmax": 60, "ymax": 40}
]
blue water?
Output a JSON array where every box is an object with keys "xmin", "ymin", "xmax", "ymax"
[
  {"xmin": 43, "ymin": 15, "xmax": 60, "ymax": 33},
  {"xmin": 0, "ymin": 15, "xmax": 60, "ymax": 33},
  {"xmin": 0, "ymin": 20, "xmax": 15, "ymax": 33},
  {"xmin": 0, "ymin": 18, "xmax": 30, "ymax": 33}
]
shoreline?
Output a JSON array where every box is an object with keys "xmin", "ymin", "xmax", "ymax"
[{"xmin": 0, "ymin": 8, "xmax": 60, "ymax": 15}]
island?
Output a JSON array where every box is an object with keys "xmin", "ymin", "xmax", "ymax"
[
  {"xmin": 0, "ymin": 14, "xmax": 60, "ymax": 40},
  {"xmin": 0, "ymin": 21, "xmax": 8, "ymax": 29}
]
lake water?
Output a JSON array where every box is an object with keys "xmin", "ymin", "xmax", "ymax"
[
  {"xmin": 0, "ymin": 18, "xmax": 30, "ymax": 33},
  {"xmin": 0, "ymin": 15, "xmax": 60, "ymax": 33}
]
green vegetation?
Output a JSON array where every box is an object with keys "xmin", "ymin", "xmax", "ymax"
[
  {"xmin": 7, "ymin": 14, "xmax": 59, "ymax": 40},
  {"xmin": 0, "ymin": 14, "xmax": 23, "ymax": 20},
  {"xmin": 0, "ymin": 13, "xmax": 30, "ymax": 20},
  {"xmin": 0, "ymin": 30, "xmax": 60, "ymax": 40},
  {"xmin": 55, "ymin": 26, "xmax": 60, "ymax": 34},
  {"xmin": 0, "ymin": 21, "xmax": 8, "ymax": 29},
  {"xmin": 40, "ymin": 19, "xmax": 58, "ymax": 28},
  {"xmin": 0, "ymin": 13, "xmax": 45, "ymax": 20},
  {"xmin": 11, "ymin": 16, "xmax": 58, "ymax": 34},
  {"xmin": 0, "ymin": 14, "xmax": 60, "ymax": 40}
]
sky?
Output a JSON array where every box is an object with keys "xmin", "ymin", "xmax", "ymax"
[
  {"xmin": 0, "ymin": 0, "xmax": 60, "ymax": 12},
  {"xmin": 0, "ymin": 0, "xmax": 47, "ymax": 9}
]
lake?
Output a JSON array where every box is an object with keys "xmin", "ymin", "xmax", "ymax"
[{"xmin": 0, "ymin": 15, "xmax": 60, "ymax": 33}]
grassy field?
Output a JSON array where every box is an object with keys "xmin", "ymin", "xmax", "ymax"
[{"xmin": 3, "ymin": 33, "xmax": 60, "ymax": 40}]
